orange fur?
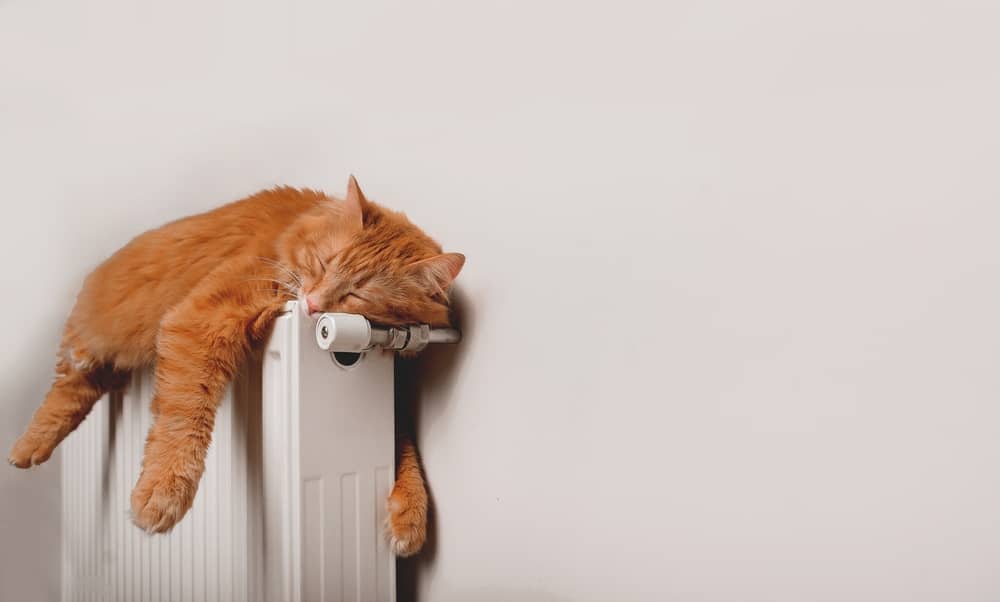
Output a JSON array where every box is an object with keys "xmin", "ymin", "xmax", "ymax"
[
  {"xmin": 388, "ymin": 435, "xmax": 428, "ymax": 557},
  {"xmin": 9, "ymin": 177, "xmax": 462, "ymax": 552}
]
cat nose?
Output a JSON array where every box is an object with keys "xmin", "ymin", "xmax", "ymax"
[{"xmin": 305, "ymin": 295, "xmax": 321, "ymax": 315}]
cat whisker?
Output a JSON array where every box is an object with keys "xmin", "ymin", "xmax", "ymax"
[
  {"xmin": 255, "ymin": 261, "xmax": 299, "ymax": 281},
  {"xmin": 254, "ymin": 257, "xmax": 303, "ymax": 287},
  {"xmin": 262, "ymin": 264, "xmax": 302, "ymax": 286},
  {"xmin": 242, "ymin": 278, "xmax": 302, "ymax": 297},
  {"xmin": 242, "ymin": 277, "xmax": 296, "ymax": 287}
]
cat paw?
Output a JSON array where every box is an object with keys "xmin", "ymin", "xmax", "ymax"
[
  {"xmin": 130, "ymin": 468, "xmax": 195, "ymax": 533},
  {"xmin": 385, "ymin": 485, "xmax": 427, "ymax": 557},
  {"xmin": 8, "ymin": 431, "xmax": 58, "ymax": 468}
]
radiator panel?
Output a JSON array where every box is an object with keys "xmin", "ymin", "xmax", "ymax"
[
  {"xmin": 61, "ymin": 304, "xmax": 395, "ymax": 601},
  {"xmin": 61, "ymin": 366, "xmax": 257, "ymax": 602}
]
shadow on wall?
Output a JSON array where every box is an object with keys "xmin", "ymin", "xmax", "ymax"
[{"xmin": 394, "ymin": 287, "xmax": 473, "ymax": 601}]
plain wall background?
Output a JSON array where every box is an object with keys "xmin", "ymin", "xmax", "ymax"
[{"xmin": 3, "ymin": 1, "xmax": 1000, "ymax": 600}]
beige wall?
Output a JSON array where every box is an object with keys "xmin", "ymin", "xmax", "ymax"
[{"xmin": 4, "ymin": 0, "xmax": 1000, "ymax": 600}]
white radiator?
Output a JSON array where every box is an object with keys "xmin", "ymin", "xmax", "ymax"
[{"xmin": 61, "ymin": 303, "xmax": 396, "ymax": 602}]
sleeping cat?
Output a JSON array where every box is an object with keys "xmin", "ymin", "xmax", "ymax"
[{"xmin": 8, "ymin": 176, "xmax": 463, "ymax": 557}]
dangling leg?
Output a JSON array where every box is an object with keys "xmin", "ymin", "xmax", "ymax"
[
  {"xmin": 387, "ymin": 434, "xmax": 428, "ymax": 556},
  {"xmin": 130, "ymin": 263, "xmax": 286, "ymax": 532},
  {"xmin": 9, "ymin": 344, "xmax": 128, "ymax": 468}
]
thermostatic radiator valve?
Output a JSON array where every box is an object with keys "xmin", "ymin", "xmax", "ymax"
[{"xmin": 315, "ymin": 312, "xmax": 461, "ymax": 353}]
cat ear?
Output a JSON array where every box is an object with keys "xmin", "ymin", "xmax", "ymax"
[
  {"xmin": 322, "ymin": 176, "xmax": 366, "ymax": 245},
  {"xmin": 408, "ymin": 253, "xmax": 465, "ymax": 293},
  {"xmin": 342, "ymin": 175, "xmax": 368, "ymax": 229}
]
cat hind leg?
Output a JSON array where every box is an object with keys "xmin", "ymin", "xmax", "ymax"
[{"xmin": 386, "ymin": 436, "xmax": 428, "ymax": 557}]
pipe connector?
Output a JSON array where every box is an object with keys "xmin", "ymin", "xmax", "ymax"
[{"xmin": 315, "ymin": 313, "xmax": 461, "ymax": 354}]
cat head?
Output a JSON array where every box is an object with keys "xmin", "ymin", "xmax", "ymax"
[{"xmin": 277, "ymin": 176, "xmax": 464, "ymax": 327}]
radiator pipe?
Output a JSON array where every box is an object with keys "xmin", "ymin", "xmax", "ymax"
[{"xmin": 315, "ymin": 313, "xmax": 462, "ymax": 353}]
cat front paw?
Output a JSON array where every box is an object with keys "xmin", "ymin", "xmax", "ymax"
[
  {"xmin": 385, "ymin": 485, "xmax": 427, "ymax": 557},
  {"xmin": 8, "ymin": 431, "xmax": 58, "ymax": 468},
  {"xmin": 130, "ymin": 467, "xmax": 196, "ymax": 533}
]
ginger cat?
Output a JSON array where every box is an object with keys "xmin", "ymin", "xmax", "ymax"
[{"xmin": 8, "ymin": 177, "xmax": 463, "ymax": 557}]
